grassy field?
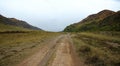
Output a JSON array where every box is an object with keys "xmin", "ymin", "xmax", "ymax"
[
  {"xmin": 0, "ymin": 31, "xmax": 61, "ymax": 66},
  {"xmin": 0, "ymin": 30, "xmax": 120, "ymax": 66},
  {"xmin": 72, "ymin": 32, "xmax": 120, "ymax": 66}
]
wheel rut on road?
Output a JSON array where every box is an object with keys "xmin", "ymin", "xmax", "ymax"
[
  {"xmin": 49, "ymin": 35, "xmax": 74, "ymax": 66},
  {"xmin": 17, "ymin": 35, "xmax": 83, "ymax": 66}
]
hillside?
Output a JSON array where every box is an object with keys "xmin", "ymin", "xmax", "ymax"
[
  {"xmin": 0, "ymin": 23, "xmax": 29, "ymax": 32},
  {"xmin": 64, "ymin": 10, "xmax": 120, "ymax": 32},
  {"xmin": 0, "ymin": 14, "xmax": 41, "ymax": 31}
]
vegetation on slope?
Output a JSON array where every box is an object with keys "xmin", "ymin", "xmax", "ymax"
[
  {"xmin": 0, "ymin": 23, "xmax": 29, "ymax": 32},
  {"xmin": 99, "ymin": 11, "xmax": 120, "ymax": 31},
  {"xmin": 0, "ymin": 14, "xmax": 41, "ymax": 30},
  {"xmin": 64, "ymin": 10, "xmax": 120, "ymax": 32}
]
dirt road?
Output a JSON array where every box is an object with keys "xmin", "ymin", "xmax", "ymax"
[
  {"xmin": 17, "ymin": 35, "xmax": 83, "ymax": 66},
  {"xmin": 49, "ymin": 35, "xmax": 74, "ymax": 66}
]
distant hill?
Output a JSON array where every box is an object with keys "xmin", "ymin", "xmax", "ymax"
[
  {"xmin": 64, "ymin": 10, "xmax": 120, "ymax": 32},
  {"xmin": 0, "ymin": 14, "xmax": 41, "ymax": 31}
]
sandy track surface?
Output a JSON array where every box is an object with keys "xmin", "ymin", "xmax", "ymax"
[
  {"xmin": 50, "ymin": 35, "xmax": 74, "ymax": 66},
  {"xmin": 17, "ymin": 35, "xmax": 63, "ymax": 66},
  {"xmin": 17, "ymin": 35, "xmax": 84, "ymax": 66}
]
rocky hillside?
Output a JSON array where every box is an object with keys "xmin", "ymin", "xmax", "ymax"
[
  {"xmin": 64, "ymin": 10, "xmax": 120, "ymax": 32},
  {"xmin": 0, "ymin": 14, "xmax": 41, "ymax": 30}
]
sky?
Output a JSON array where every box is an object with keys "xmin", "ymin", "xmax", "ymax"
[{"xmin": 0, "ymin": 0, "xmax": 120, "ymax": 32}]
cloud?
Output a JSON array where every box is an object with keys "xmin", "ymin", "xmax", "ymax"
[{"xmin": 0, "ymin": 0, "xmax": 120, "ymax": 31}]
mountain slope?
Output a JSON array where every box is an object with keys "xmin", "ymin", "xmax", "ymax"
[
  {"xmin": 99, "ymin": 11, "xmax": 120, "ymax": 31},
  {"xmin": 64, "ymin": 10, "xmax": 120, "ymax": 32},
  {"xmin": 0, "ymin": 14, "xmax": 41, "ymax": 31},
  {"xmin": 0, "ymin": 23, "xmax": 29, "ymax": 31},
  {"xmin": 80, "ymin": 10, "xmax": 115, "ymax": 23}
]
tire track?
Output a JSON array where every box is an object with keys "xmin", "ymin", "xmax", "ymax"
[
  {"xmin": 49, "ymin": 35, "xmax": 74, "ymax": 66},
  {"xmin": 17, "ymin": 35, "xmax": 63, "ymax": 66},
  {"xmin": 17, "ymin": 35, "xmax": 85, "ymax": 66}
]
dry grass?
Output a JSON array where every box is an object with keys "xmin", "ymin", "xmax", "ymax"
[
  {"xmin": 0, "ymin": 31, "xmax": 61, "ymax": 66},
  {"xmin": 79, "ymin": 32, "xmax": 120, "ymax": 43},
  {"xmin": 72, "ymin": 32, "xmax": 120, "ymax": 66}
]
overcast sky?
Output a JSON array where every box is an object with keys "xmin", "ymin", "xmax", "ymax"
[{"xmin": 0, "ymin": 0, "xmax": 120, "ymax": 31}]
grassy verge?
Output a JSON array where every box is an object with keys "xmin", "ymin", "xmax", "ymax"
[
  {"xmin": 72, "ymin": 32, "xmax": 120, "ymax": 66},
  {"xmin": 0, "ymin": 31, "xmax": 61, "ymax": 66}
]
